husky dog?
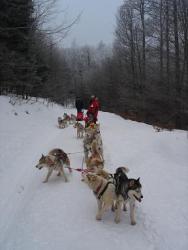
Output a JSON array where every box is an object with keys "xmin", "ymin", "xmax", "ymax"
[
  {"xmin": 84, "ymin": 167, "xmax": 143, "ymax": 224},
  {"xmin": 70, "ymin": 114, "xmax": 77, "ymax": 124},
  {"xmin": 83, "ymin": 124, "xmax": 102, "ymax": 160},
  {"xmin": 84, "ymin": 173, "xmax": 117, "ymax": 221},
  {"xmin": 96, "ymin": 167, "xmax": 129, "ymax": 183},
  {"xmin": 83, "ymin": 134, "xmax": 94, "ymax": 160},
  {"xmin": 74, "ymin": 122, "xmax": 85, "ymax": 138},
  {"xmin": 63, "ymin": 113, "xmax": 71, "ymax": 124},
  {"xmin": 85, "ymin": 124, "xmax": 100, "ymax": 138},
  {"xmin": 113, "ymin": 167, "xmax": 143, "ymax": 225},
  {"xmin": 85, "ymin": 140, "xmax": 104, "ymax": 171},
  {"xmin": 58, "ymin": 117, "xmax": 63, "ymax": 127},
  {"xmin": 83, "ymin": 140, "xmax": 91, "ymax": 160},
  {"xmin": 96, "ymin": 169, "xmax": 114, "ymax": 181},
  {"xmin": 91, "ymin": 133, "xmax": 103, "ymax": 161},
  {"xmin": 58, "ymin": 117, "xmax": 68, "ymax": 128},
  {"xmin": 85, "ymin": 156, "xmax": 104, "ymax": 172},
  {"xmin": 35, "ymin": 148, "xmax": 72, "ymax": 183}
]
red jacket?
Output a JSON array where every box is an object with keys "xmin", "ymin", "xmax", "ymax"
[{"xmin": 87, "ymin": 98, "xmax": 99, "ymax": 119}]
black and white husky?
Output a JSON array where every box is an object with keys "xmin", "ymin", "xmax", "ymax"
[{"xmin": 113, "ymin": 167, "xmax": 143, "ymax": 225}]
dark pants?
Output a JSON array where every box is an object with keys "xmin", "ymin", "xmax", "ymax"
[{"xmin": 77, "ymin": 108, "xmax": 82, "ymax": 113}]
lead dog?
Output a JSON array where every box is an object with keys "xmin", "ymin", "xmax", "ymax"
[
  {"xmin": 35, "ymin": 148, "xmax": 72, "ymax": 183},
  {"xmin": 113, "ymin": 167, "xmax": 143, "ymax": 225}
]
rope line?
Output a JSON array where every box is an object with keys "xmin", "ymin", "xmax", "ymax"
[
  {"xmin": 67, "ymin": 148, "xmax": 89, "ymax": 155},
  {"xmin": 64, "ymin": 166, "xmax": 86, "ymax": 173},
  {"xmin": 67, "ymin": 151, "xmax": 84, "ymax": 155}
]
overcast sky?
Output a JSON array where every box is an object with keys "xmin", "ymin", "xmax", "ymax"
[{"xmin": 56, "ymin": 0, "xmax": 123, "ymax": 47}]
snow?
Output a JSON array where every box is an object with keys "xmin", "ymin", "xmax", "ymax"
[{"xmin": 0, "ymin": 95, "xmax": 188, "ymax": 250}]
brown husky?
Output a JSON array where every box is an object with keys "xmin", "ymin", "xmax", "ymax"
[{"xmin": 35, "ymin": 148, "xmax": 72, "ymax": 183}]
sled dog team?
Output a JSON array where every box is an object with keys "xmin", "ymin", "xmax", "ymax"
[{"xmin": 35, "ymin": 113, "xmax": 143, "ymax": 225}]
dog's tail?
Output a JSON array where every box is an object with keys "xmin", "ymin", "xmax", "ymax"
[{"xmin": 121, "ymin": 166, "xmax": 129, "ymax": 173}]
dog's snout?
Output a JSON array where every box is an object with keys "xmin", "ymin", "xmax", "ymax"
[
  {"xmin": 141, "ymin": 195, "xmax": 143, "ymax": 199},
  {"xmin": 36, "ymin": 165, "xmax": 42, "ymax": 170}
]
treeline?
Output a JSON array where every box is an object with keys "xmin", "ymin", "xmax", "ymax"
[
  {"xmin": 1, "ymin": 0, "xmax": 188, "ymax": 129},
  {"xmin": 0, "ymin": 0, "xmax": 74, "ymax": 105},
  {"xmin": 64, "ymin": 0, "xmax": 188, "ymax": 129},
  {"xmin": 112, "ymin": 0, "xmax": 188, "ymax": 128}
]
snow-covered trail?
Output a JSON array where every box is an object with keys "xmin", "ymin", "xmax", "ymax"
[{"xmin": 0, "ymin": 96, "xmax": 188, "ymax": 250}]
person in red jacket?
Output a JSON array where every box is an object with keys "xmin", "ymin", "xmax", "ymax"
[{"xmin": 87, "ymin": 95, "xmax": 100, "ymax": 123}]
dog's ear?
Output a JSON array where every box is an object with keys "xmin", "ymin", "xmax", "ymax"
[
  {"xmin": 136, "ymin": 178, "xmax": 142, "ymax": 187},
  {"xmin": 41, "ymin": 154, "xmax": 45, "ymax": 158},
  {"xmin": 129, "ymin": 180, "xmax": 135, "ymax": 187}
]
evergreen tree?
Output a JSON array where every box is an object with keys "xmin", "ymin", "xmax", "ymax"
[{"xmin": 0, "ymin": 0, "xmax": 35, "ymax": 96}]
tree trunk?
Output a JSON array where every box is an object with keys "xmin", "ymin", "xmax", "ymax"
[
  {"xmin": 140, "ymin": 0, "xmax": 146, "ymax": 81},
  {"xmin": 165, "ymin": 0, "xmax": 170, "ymax": 87},
  {"xmin": 160, "ymin": 0, "xmax": 164, "ymax": 83},
  {"xmin": 173, "ymin": 0, "xmax": 181, "ymax": 127}
]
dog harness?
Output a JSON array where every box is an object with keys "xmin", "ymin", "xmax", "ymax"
[
  {"xmin": 46, "ymin": 156, "xmax": 56, "ymax": 166},
  {"xmin": 94, "ymin": 181, "xmax": 114, "ymax": 200},
  {"xmin": 46, "ymin": 155, "xmax": 62, "ymax": 169},
  {"xmin": 93, "ymin": 180, "xmax": 103, "ymax": 196}
]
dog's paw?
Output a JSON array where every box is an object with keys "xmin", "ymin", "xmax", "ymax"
[
  {"xmin": 123, "ymin": 206, "xmax": 127, "ymax": 212},
  {"xmin": 96, "ymin": 215, "xmax": 102, "ymax": 221},
  {"xmin": 131, "ymin": 221, "xmax": 136, "ymax": 226},
  {"xmin": 111, "ymin": 206, "xmax": 115, "ymax": 212},
  {"xmin": 43, "ymin": 180, "xmax": 48, "ymax": 183},
  {"xmin": 115, "ymin": 218, "xmax": 120, "ymax": 224}
]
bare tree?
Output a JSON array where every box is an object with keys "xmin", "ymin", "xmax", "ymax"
[{"xmin": 33, "ymin": 0, "xmax": 82, "ymax": 44}]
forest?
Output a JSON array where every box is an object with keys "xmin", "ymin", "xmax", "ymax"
[{"xmin": 0, "ymin": 0, "xmax": 188, "ymax": 129}]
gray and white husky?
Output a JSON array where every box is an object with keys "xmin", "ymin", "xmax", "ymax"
[{"xmin": 35, "ymin": 148, "xmax": 72, "ymax": 183}]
